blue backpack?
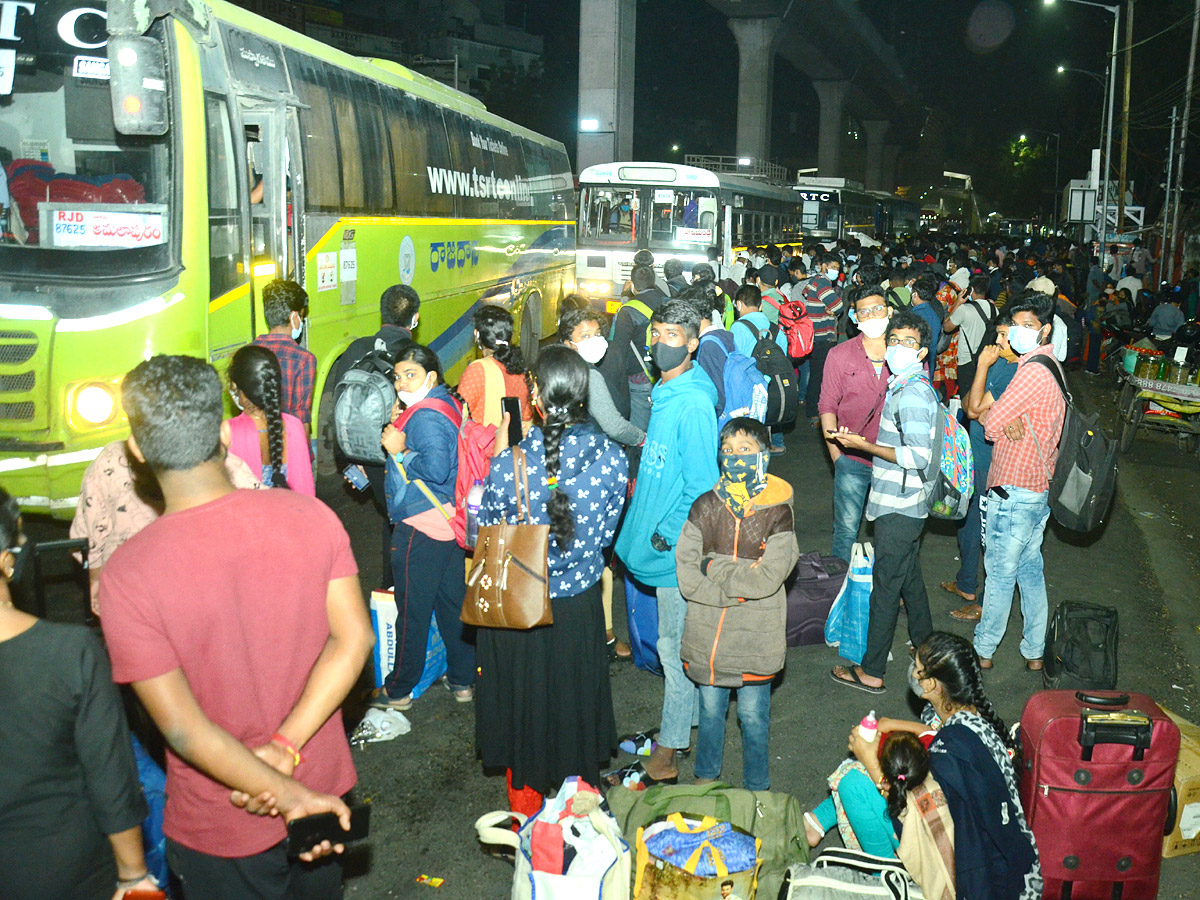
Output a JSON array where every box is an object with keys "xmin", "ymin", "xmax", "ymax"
[{"xmin": 700, "ymin": 333, "xmax": 768, "ymax": 427}]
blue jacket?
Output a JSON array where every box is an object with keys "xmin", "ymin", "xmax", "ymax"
[
  {"xmin": 615, "ymin": 365, "xmax": 719, "ymax": 586},
  {"xmin": 385, "ymin": 385, "xmax": 461, "ymax": 523},
  {"xmin": 731, "ymin": 311, "xmax": 787, "ymax": 357}
]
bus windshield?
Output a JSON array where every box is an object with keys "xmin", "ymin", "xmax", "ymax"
[
  {"xmin": 0, "ymin": 3, "xmax": 174, "ymax": 280},
  {"xmin": 579, "ymin": 185, "xmax": 638, "ymax": 244},
  {"xmin": 646, "ymin": 187, "xmax": 716, "ymax": 251}
]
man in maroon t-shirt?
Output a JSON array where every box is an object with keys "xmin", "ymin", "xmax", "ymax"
[{"xmin": 100, "ymin": 356, "xmax": 374, "ymax": 900}]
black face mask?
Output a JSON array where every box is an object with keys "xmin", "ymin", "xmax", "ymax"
[{"xmin": 651, "ymin": 342, "xmax": 690, "ymax": 373}]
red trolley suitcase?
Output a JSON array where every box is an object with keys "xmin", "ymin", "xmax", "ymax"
[{"xmin": 1018, "ymin": 690, "xmax": 1180, "ymax": 900}]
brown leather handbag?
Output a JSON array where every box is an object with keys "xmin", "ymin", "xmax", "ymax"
[{"xmin": 461, "ymin": 448, "xmax": 553, "ymax": 629}]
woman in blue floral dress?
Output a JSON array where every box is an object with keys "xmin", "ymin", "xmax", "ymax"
[{"xmin": 475, "ymin": 345, "xmax": 629, "ymax": 805}]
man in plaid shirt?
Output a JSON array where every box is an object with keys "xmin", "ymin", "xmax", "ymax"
[
  {"xmin": 253, "ymin": 279, "xmax": 317, "ymax": 431},
  {"xmin": 801, "ymin": 253, "xmax": 844, "ymax": 422},
  {"xmin": 971, "ymin": 290, "xmax": 1065, "ymax": 671}
]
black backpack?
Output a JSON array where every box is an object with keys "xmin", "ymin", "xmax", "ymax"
[
  {"xmin": 735, "ymin": 320, "xmax": 800, "ymax": 426},
  {"xmin": 332, "ymin": 350, "xmax": 396, "ymax": 464},
  {"xmin": 1028, "ymin": 355, "xmax": 1118, "ymax": 532},
  {"xmin": 1043, "ymin": 600, "xmax": 1118, "ymax": 690}
]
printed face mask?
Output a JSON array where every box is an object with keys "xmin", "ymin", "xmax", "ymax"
[
  {"xmin": 885, "ymin": 344, "xmax": 922, "ymax": 374},
  {"xmin": 716, "ymin": 450, "xmax": 769, "ymax": 517},
  {"xmin": 651, "ymin": 341, "xmax": 689, "ymax": 373},
  {"xmin": 858, "ymin": 317, "xmax": 889, "ymax": 339},
  {"xmin": 575, "ymin": 335, "xmax": 609, "ymax": 365}
]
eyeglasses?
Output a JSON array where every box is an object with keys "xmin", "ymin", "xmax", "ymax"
[
  {"xmin": 886, "ymin": 336, "xmax": 921, "ymax": 349},
  {"xmin": 856, "ymin": 304, "xmax": 888, "ymax": 320}
]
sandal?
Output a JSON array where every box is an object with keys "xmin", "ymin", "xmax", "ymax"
[
  {"xmin": 603, "ymin": 761, "xmax": 678, "ymax": 791},
  {"xmin": 977, "ymin": 655, "xmax": 994, "ymax": 670},
  {"xmin": 949, "ymin": 602, "xmax": 983, "ymax": 622},
  {"xmin": 365, "ymin": 688, "xmax": 413, "ymax": 711},
  {"xmin": 830, "ymin": 666, "xmax": 886, "ymax": 694},
  {"xmin": 1025, "ymin": 657, "xmax": 1044, "ymax": 672},
  {"xmin": 940, "ymin": 581, "xmax": 977, "ymax": 603},
  {"xmin": 607, "ymin": 637, "xmax": 633, "ymax": 662},
  {"xmin": 441, "ymin": 676, "xmax": 474, "ymax": 703},
  {"xmin": 619, "ymin": 730, "xmax": 658, "ymax": 757}
]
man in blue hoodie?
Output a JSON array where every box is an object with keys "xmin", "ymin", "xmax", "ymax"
[{"xmin": 615, "ymin": 300, "xmax": 719, "ymax": 784}]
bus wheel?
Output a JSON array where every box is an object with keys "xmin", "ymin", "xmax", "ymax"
[{"xmin": 521, "ymin": 292, "xmax": 542, "ymax": 367}]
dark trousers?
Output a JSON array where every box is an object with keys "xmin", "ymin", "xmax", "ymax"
[
  {"xmin": 383, "ymin": 521, "xmax": 475, "ymax": 699},
  {"xmin": 364, "ymin": 463, "xmax": 393, "ymax": 589},
  {"xmin": 167, "ymin": 838, "xmax": 341, "ymax": 900},
  {"xmin": 861, "ymin": 513, "xmax": 933, "ymax": 679},
  {"xmin": 805, "ymin": 338, "xmax": 836, "ymax": 418}
]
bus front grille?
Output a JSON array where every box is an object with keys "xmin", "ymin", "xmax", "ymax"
[
  {"xmin": 0, "ymin": 402, "xmax": 35, "ymax": 421},
  {"xmin": 0, "ymin": 373, "xmax": 35, "ymax": 393},
  {"xmin": 0, "ymin": 333, "xmax": 38, "ymax": 366}
]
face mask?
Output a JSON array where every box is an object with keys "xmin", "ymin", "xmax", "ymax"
[
  {"xmin": 716, "ymin": 451, "xmax": 769, "ymax": 517},
  {"xmin": 397, "ymin": 374, "xmax": 433, "ymax": 407},
  {"xmin": 229, "ymin": 386, "xmax": 244, "ymax": 411},
  {"xmin": 5, "ymin": 545, "xmax": 29, "ymax": 588},
  {"xmin": 885, "ymin": 344, "xmax": 922, "ymax": 374},
  {"xmin": 651, "ymin": 341, "xmax": 690, "ymax": 373},
  {"xmin": 858, "ymin": 317, "xmax": 889, "ymax": 339},
  {"xmin": 1008, "ymin": 324, "xmax": 1042, "ymax": 355},
  {"xmin": 907, "ymin": 660, "xmax": 925, "ymax": 699},
  {"xmin": 291, "ymin": 314, "xmax": 305, "ymax": 341},
  {"xmin": 575, "ymin": 335, "xmax": 609, "ymax": 365},
  {"xmin": 826, "ymin": 269, "xmax": 840, "ymax": 282}
]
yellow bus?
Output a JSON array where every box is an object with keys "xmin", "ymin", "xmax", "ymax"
[{"xmin": 0, "ymin": 0, "xmax": 574, "ymax": 516}]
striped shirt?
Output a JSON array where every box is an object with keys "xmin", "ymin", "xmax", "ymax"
[
  {"xmin": 865, "ymin": 370, "xmax": 937, "ymax": 521},
  {"xmin": 800, "ymin": 275, "xmax": 843, "ymax": 341}
]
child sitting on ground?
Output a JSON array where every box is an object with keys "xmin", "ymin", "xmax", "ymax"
[{"xmin": 675, "ymin": 417, "xmax": 800, "ymax": 790}]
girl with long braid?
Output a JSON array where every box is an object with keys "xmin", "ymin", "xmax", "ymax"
[
  {"xmin": 473, "ymin": 345, "xmax": 628, "ymax": 816},
  {"xmin": 226, "ymin": 345, "xmax": 315, "ymax": 495},
  {"xmin": 457, "ymin": 305, "xmax": 533, "ymax": 427}
]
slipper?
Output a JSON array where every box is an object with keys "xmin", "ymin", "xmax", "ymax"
[
  {"xmin": 619, "ymin": 730, "xmax": 658, "ymax": 757},
  {"xmin": 940, "ymin": 581, "xmax": 977, "ymax": 603},
  {"xmin": 603, "ymin": 761, "xmax": 678, "ymax": 791},
  {"xmin": 607, "ymin": 637, "xmax": 633, "ymax": 662},
  {"xmin": 949, "ymin": 602, "xmax": 983, "ymax": 622},
  {"xmin": 1024, "ymin": 657, "xmax": 1044, "ymax": 672},
  {"xmin": 830, "ymin": 666, "xmax": 886, "ymax": 694},
  {"xmin": 365, "ymin": 689, "xmax": 413, "ymax": 711},
  {"xmin": 977, "ymin": 655, "xmax": 994, "ymax": 670}
]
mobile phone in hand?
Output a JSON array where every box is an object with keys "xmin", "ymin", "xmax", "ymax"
[
  {"xmin": 501, "ymin": 396, "xmax": 522, "ymax": 446},
  {"xmin": 286, "ymin": 804, "xmax": 371, "ymax": 857},
  {"xmin": 343, "ymin": 465, "xmax": 369, "ymax": 491}
]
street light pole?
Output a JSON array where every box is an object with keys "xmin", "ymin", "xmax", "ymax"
[
  {"xmin": 1169, "ymin": 0, "xmax": 1200, "ymax": 286},
  {"xmin": 1117, "ymin": 0, "xmax": 1134, "ymax": 232}
]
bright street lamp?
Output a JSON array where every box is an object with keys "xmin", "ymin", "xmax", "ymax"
[{"xmin": 1020, "ymin": 134, "xmax": 1028, "ymax": 142}]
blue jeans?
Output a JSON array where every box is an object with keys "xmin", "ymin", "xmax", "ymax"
[
  {"xmin": 832, "ymin": 456, "xmax": 872, "ymax": 562},
  {"xmin": 794, "ymin": 358, "xmax": 811, "ymax": 407},
  {"xmin": 953, "ymin": 456, "xmax": 990, "ymax": 595},
  {"xmin": 695, "ymin": 682, "xmax": 772, "ymax": 791},
  {"xmin": 657, "ymin": 586, "xmax": 699, "ymax": 749},
  {"xmin": 974, "ymin": 487, "xmax": 1052, "ymax": 660}
]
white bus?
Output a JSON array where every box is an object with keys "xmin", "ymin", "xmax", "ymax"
[{"xmin": 575, "ymin": 162, "xmax": 803, "ymax": 312}]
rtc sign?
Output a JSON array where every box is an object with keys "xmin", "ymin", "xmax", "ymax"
[{"xmin": 0, "ymin": 2, "xmax": 109, "ymax": 49}]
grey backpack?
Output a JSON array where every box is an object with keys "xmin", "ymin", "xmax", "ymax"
[
  {"xmin": 333, "ymin": 350, "xmax": 395, "ymax": 464},
  {"xmin": 783, "ymin": 848, "xmax": 924, "ymax": 900}
]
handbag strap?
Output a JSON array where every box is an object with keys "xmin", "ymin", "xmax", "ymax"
[
  {"xmin": 511, "ymin": 446, "xmax": 533, "ymax": 525},
  {"xmin": 474, "ymin": 809, "xmax": 526, "ymax": 851}
]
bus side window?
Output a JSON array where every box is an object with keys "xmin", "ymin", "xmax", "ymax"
[
  {"xmin": 289, "ymin": 57, "xmax": 342, "ymax": 212},
  {"xmin": 388, "ymin": 91, "xmax": 454, "ymax": 216},
  {"xmin": 205, "ymin": 95, "xmax": 246, "ymax": 299}
]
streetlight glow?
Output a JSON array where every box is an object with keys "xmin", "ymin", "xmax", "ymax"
[
  {"xmin": 671, "ymin": 144, "xmax": 679, "ymax": 152},
  {"xmin": 1020, "ymin": 134, "xmax": 1027, "ymax": 141},
  {"xmin": 1057, "ymin": 65, "xmax": 1065, "ymax": 72}
]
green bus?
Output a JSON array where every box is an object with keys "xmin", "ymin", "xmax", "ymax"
[{"xmin": 0, "ymin": 0, "xmax": 575, "ymax": 516}]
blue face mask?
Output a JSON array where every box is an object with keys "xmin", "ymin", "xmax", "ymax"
[
  {"xmin": 885, "ymin": 344, "xmax": 922, "ymax": 374},
  {"xmin": 291, "ymin": 314, "xmax": 305, "ymax": 342},
  {"xmin": 1008, "ymin": 324, "xmax": 1042, "ymax": 355}
]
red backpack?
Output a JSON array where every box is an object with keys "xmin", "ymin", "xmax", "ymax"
[{"xmin": 777, "ymin": 297, "xmax": 815, "ymax": 359}]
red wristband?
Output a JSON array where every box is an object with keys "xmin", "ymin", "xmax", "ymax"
[{"xmin": 271, "ymin": 732, "xmax": 303, "ymax": 767}]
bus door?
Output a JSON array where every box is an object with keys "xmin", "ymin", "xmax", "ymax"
[{"xmin": 240, "ymin": 103, "xmax": 292, "ymax": 332}]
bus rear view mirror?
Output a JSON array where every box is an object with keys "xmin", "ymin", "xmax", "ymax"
[{"xmin": 108, "ymin": 36, "xmax": 169, "ymax": 136}]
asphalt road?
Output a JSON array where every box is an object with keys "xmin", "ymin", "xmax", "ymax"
[{"xmin": 20, "ymin": 367, "xmax": 1200, "ymax": 899}]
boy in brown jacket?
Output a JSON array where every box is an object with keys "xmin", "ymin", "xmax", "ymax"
[{"xmin": 676, "ymin": 417, "xmax": 800, "ymax": 790}]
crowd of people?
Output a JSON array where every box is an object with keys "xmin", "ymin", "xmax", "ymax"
[{"xmin": 8, "ymin": 228, "xmax": 1194, "ymax": 900}]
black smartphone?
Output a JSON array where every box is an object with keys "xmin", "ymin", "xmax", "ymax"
[
  {"xmin": 286, "ymin": 804, "xmax": 371, "ymax": 857},
  {"xmin": 502, "ymin": 396, "xmax": 522, "ymax": 446}
]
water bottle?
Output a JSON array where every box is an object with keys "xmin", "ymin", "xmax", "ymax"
[
  {"xmin": 465, "ymin": 480, "xmax": 485, "ymax": 549},
  {"xmin": 858, "ymin": 709, "xmax": 879, "ymax": 743}
]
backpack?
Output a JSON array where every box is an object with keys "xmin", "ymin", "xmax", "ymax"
[
  {"xmin": 778, "ymin": 296, "xmax": 816, "ymax": 359},
  {"xmin": 735, "ymin": 320, "xmax": 800, "ymax": 426},
  {"xmin": 613, "ymin": 297, "xmax": 654, "ymax": 358},
  {"xmin": 333, "ymin": 350, "xmax": 396, "ymax": 464},
  {"xmin": 1042, "ymin": 599, "xmax": 1119, "ymax": 690},
  {"xmin": 699, "ymin": 333, "xmax": 768, "ymax": 426},
  {"xmin": 895, "ymin": 377, "xmax": 974, "ymax": 520},
  {"xmin": 1027, "ymin": 355, "xmax": 1118, "ymax": 532},
  {"xmin": 452, "ymin": 418, "xmax": 497, "ymax": 549}
]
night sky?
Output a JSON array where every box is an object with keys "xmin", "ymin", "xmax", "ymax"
[{"xmin": 514, "ymin": 0, "xmax": 1197, "ymax": 220}]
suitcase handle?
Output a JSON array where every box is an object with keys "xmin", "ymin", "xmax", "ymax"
[
  {"xmin": 1079, "ymin": 712, "xmax": 1153, "ymax": 762},
  {"xmin": 1166, "ymin": 785, "xmax": 1178, "ymax": 837},
  {"xmin": 1075, "ymin": 692, "xmax": 1129, "ymax": 707}
]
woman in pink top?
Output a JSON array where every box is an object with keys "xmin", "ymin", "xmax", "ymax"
[{"xmin": 226, "ymin": 345, "xmax": 315, "ymax": 496}]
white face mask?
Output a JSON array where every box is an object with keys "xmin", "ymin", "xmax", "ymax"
[
  {"xmin": 1008, "ymin": 324, "xmax": 1043, "ymax": 355},
  {"xmin": 885, "ymin": 345, "xmax": 923, "ymax": 374},
  {"xmin": 575, "ymin": 335, "xmax": 609, "ymax": 365},
  {"xmin": 397, "ymin": 374, "xmax": 433, "ymax": 407},
  {"xmin": 229, "ymin": 386, "xmax": 244, "ymax": 411},
  {"xmin": 290, "ymin": 313, "xmax": 305, "ymax": 341},
  {"xmin": 858, "ymin": 317, "xmax": 890, "ymax": 339},
  {"xmin": 826, "ymin": 268, "xmax": 840, "ymax": 281}
]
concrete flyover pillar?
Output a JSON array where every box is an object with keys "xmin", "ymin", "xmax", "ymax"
[
  {"xmin": 812, "ymin": 80, "xmax": 849, "ymax": 177},
  {"xmin": 727, "ymin": 16, "xmax": 781, "ymax": 164},
  {"xmin": 577, "ymin": 0, "xmax": 636, "ymax": 172},
  {"xmin": 881, "ymin": 144, "xmax": 901, "ymax": 193},
  {"xmin": 862, "ymin": 119, "xmax": 890, "ymax": 191}
]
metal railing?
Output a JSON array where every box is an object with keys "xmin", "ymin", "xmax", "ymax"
[{"xmin": 684, "ymin": 155, "xmax": 789, "ymax": 183}]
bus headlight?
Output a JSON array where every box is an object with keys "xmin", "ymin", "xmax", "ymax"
[
  {"xmin": 580, "ymin": 281, "xmax": 613, "ymax": 295},
  {"xmin": 69, "ymin": 380, "xmax": 122, "ymax": 428}
]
